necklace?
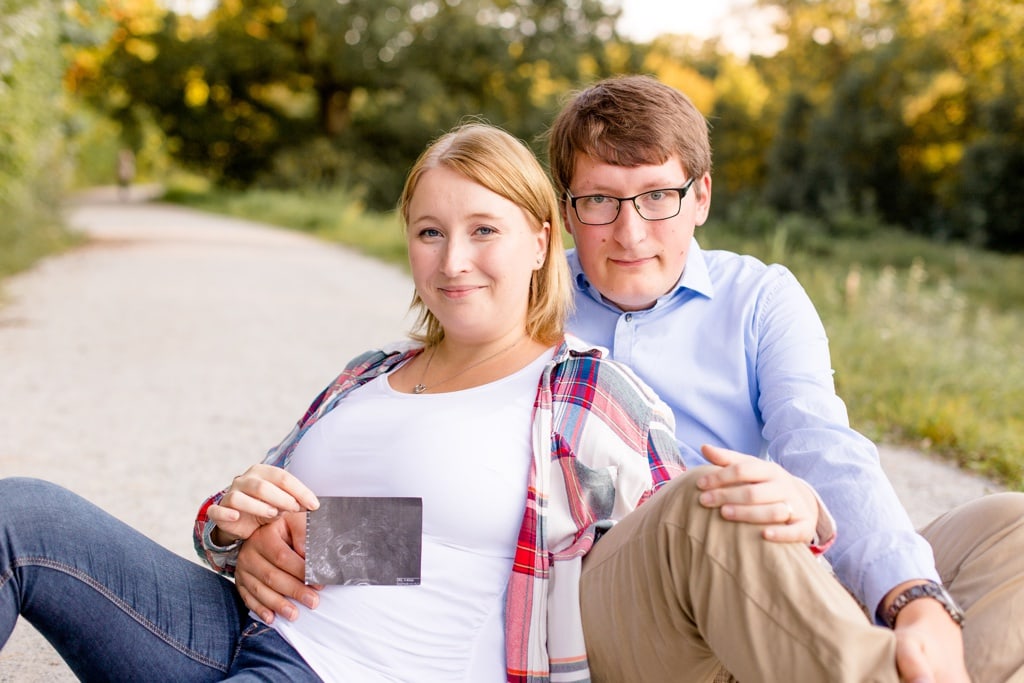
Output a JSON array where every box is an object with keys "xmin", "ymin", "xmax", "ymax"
[{"xmin": 412, "ymin": 337, "xmax": 525, "ymax": 394}]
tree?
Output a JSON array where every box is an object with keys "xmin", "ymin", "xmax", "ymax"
[
  {"xmin": 83, "ymin": 0, "xmax": 625, "ymax": 206},
  {"xmin": 753, "ymin": 0, "xmax": 1024, "ymax": 250},
  {"xmin": 1, "ymin": 0, "xmax": 109, "ymax": 270}
]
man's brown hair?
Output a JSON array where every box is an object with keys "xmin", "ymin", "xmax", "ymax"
[{"xmin": 547, "ymin": 74, "xmax": 712, "ymax": 198}]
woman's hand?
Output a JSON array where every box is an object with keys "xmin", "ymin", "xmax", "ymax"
[
  {"xmin": 695, "ymin": 444, "xmax": 820, "ymax": 543},
  {"xmin": 207, "ymin": 464, "xmax": 319, "ymax": 544}
]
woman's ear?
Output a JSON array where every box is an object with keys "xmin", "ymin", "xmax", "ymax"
[{"xmin": 535, "ymin": 221, "xmax": 551, "ymax": 268}]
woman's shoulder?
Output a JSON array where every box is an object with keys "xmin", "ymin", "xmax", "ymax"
[
  {"xmin": 557, "ymin": 333, "xmax": 607, "ymax": 359},
  {"xmin": 342, "ymin": 340, "xmax": 422, "ymax": 372}
]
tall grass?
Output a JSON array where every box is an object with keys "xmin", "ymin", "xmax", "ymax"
[
  {"xmin": 168, "ymin": 185, "xmax": 1024, "ymax": 489},
  {"xmin": 704, "ymin": 206, "xmax": 1024, "ymax": 488}
]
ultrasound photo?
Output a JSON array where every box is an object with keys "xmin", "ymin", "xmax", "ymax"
[{"xmin": 305, "ymin": 497, "xmax": 423, "ymax": 586}]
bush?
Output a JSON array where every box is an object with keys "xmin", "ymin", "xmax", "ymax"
[{"xmin": 0, "ymin": 0, "xmax": 77, "ymax": 278}]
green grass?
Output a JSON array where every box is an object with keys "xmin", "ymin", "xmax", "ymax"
[
  {"xmin": 0, "ymin": 214, "xmax": 83, "ymax": 283},
  {"xmin": 163, "ymin": 182, "xmax": 408, "ymax": 266},
  {"xmin": 167, "ymin": 184, "xmax": 1024, "ymax": 490}
]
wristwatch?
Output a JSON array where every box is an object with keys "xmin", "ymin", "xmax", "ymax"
[{"xmin": 881, "ymin": 581, "xmax": 965, "ymax": 629}]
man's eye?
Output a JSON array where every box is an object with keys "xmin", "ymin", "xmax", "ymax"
[{"xmin": 583, "ymin": 195, "xmax": 611, "ymax": 206}]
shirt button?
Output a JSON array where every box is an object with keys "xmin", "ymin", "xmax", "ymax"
[{"xmin": 624, "ymin": 313, "xmax": 633, "ymax": 322}]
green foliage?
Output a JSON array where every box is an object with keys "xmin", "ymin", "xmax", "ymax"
[
  {"xmin": 0, "ymin": 0, "xmax": 79, "ymax": 278},
  {"xmin": 90, "ymin": 0, "xmax": 621, "ymax": 209},
  {"xmin": 725, "ymin": 0, "xmax": 1024, "ymax": 252}
]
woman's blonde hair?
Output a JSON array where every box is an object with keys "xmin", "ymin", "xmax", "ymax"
[{"xmin": 399, "ymin": 122, "xmax": 571, "ymax": 346}]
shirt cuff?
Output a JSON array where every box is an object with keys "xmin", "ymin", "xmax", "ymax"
[{"xmin": 799, "ymin": 477, "xmax": 837, "ymax": 555}]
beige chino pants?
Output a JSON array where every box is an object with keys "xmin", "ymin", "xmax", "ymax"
[
  {"xmin": 921, "ymin": 491, "xmax": 1024, "ymax": 683},
  {"xmin": 581, "ymin": 467, "xmax": 1024, "ymax": 682}
]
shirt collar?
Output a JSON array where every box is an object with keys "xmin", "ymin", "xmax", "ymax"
[{"xmin": 568, "ymin": 237, "xmax": 714, "ymax": 313}]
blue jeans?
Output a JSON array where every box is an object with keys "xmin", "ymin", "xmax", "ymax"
[{"xmin": 0, "ymin": 477, "xmax": 322, "ymax": 682}]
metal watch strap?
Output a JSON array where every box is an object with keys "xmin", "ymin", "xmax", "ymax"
[{"xmin": 881, "ymin": 581, "xmax": 965, "ymax": 629}]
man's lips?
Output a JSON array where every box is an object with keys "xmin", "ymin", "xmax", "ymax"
[{"xmin": 610, "ymin": 255, "xmax": 654, "ymax": 267}]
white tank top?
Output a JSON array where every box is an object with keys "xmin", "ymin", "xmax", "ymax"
[{"xmin": 272, "ymin": 348, "xmax": 552, "ymax": 682}]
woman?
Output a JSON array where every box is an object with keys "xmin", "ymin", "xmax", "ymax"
[{"xmin": 0, "ymin": 123, "xmax": 685, "ymax": 682}]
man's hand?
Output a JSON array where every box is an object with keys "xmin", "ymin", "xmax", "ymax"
[
  {"xmin": 234, "ymin": 512, "xmax": 322, "ymax": 624},
  {"xmin": 695, "ymin": 444, "xmax": 819, "ymax": 543},
  {"xmin": 207, "ymin": 464, "xmax": 319, "ymax": 544},
  {"xmin": 883, "ymin": 583, "xmax": 970, "ymax": 683}
]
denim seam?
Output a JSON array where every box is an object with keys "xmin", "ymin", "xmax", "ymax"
[
  {"xmin": 232, "ymin": 620, "xmax": 269, "ymax": 665},
  {"xmin": 11, "ymin": 556, "xmax": 229, "ymax": 673}
]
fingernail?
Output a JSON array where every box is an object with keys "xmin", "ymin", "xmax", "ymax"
[
  {"xmin": 697, "ymin": 477, "xmax": 708, "ymax": 489},
  {"xmin": 283, "ymin": 605, "xmax": 299, "ymax": 621},
  {"xmin": 302, "ymin": 593, "xmax": 318, "ymax": 609},
  {"xmin": 260, "ymin": 611, "xmax": 274, "ymax": 624},
  {"xmin": 721, "ymin": 505, "xmax": 734, "ymax": 519},
  {"xmin": 265, "ymin": 507, "xmax": 278, "ymax": 517},
  {"xmin": 699, "ymin": 492, "xmax": 713, "ymax": 505}
]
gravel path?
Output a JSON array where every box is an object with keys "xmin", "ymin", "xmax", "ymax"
[{"xmin": 0, "ymin": 191, "xmax": 1005, "ymax": 680}]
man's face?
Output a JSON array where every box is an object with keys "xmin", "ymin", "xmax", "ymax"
[{"xmin": 563, "ymin": 154, "xmax": 711, "ymax": 311}]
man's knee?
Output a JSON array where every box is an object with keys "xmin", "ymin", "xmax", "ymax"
[
  {"xmin": 923, "ymin": 491, "xmax": 1024, "ymax": 541},
  {"xmin": 631, "ymin": 466, "xmax": 763, "ymax": 549},
  {"xmin": 922, "ymin": 492, "xmax": 1024, "ymax": 586}
]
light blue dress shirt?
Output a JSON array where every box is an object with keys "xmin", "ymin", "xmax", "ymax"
[{"xmin": 566, "ymin": 238, "xmax": 940, "ymax": 620}]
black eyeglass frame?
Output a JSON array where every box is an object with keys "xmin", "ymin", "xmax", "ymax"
[{"xmin": 565, "ymin": 176, "xmax": 697, "ymax": 226}]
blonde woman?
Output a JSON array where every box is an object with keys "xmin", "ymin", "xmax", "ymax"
[{"xmin": 0, "ymin": 123, "xmax": 684, "ymax": 681}]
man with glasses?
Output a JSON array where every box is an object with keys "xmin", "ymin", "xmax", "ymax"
[
  {"xmin": 220, "ymin": 75, "xmax": 1023, "ymax": 682},
  {"xmin": 550, "ymin": 74, "xmax": 1021, "ymax": 682}
]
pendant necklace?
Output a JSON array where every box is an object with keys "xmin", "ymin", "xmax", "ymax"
[{"xmin": 412, "ymin": 337, "xmax": 524, "ymax": 394}]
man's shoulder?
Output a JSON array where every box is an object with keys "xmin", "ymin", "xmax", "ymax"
[{"xmin": 701, "ymin": 246, "xmax": 797, "ymax": 292}]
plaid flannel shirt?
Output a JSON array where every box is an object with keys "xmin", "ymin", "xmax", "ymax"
[{"xmin": 195, "ymin": 334, "xmax": 685, "ymax": 682}]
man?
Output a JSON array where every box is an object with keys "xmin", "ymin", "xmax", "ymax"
[
  {"xmin": 546, "ymin": 74, "xmax": 1021, "ymax": 682},
  {"xmin": 215, "ymin": 76, "xmax": 1023, "ymax": 681}
]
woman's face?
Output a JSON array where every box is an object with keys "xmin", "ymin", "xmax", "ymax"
[{"xmin": 406, "ymin": 166, "xmax": 548, "ymax": 344}]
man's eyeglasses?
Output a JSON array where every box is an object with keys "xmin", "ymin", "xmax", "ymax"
[{"xmin": 566, "ymin": 177, "xmax": 697, "ymax": 226}]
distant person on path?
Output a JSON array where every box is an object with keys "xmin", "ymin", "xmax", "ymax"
[
  {"xmin": 116, "ymin": 147, "xmax": 135, "ymax": 201},
  {"xmin": 234, "ymin": 78, "xmax": 1024, "ymax": 682}
]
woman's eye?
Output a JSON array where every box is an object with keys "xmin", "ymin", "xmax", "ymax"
[
  {"xmin": 418, "ymin": 228, "xmax": 442, "ymax": 238},
  {"xmin": 475, "ymin": 226, "xmax": 497, "ymax": 236}
]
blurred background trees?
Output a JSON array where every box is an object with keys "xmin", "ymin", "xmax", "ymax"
[{"xmin": 3, "ymin": 0, "xmax": 1023, "ymax": 252}]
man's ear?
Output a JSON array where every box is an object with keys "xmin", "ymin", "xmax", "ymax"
[
  {"xmin": 559, "ymin": 203, "xmax": 575, "ymax": 240},
  {"xmin": 694, "ymin": 174, "xmax": 713, "ymax": 227}
]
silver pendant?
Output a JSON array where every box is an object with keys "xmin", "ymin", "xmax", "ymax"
[{"xmin": 412, "ymin": 384, "xmax": 427, "ymax": 394}]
